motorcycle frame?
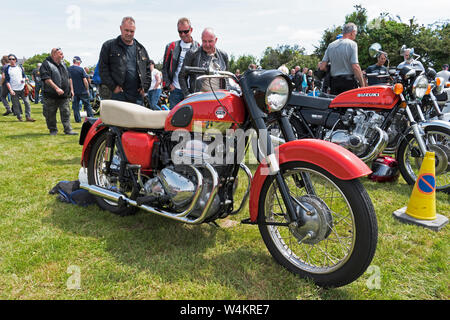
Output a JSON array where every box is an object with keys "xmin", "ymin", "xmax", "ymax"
[{"xmin": 80, "ymin": 69, "xmax": 372, "ymax": 227}]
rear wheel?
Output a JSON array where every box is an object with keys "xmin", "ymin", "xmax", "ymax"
[
  {"xmin": 257, "ymin": 161, "xmax": 378, "ymax": 288},
  {"xmin": 87, "ymin": 132, "xmax": 138, "ymax": 216}
]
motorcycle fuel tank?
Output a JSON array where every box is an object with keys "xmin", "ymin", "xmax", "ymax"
[
  {"xmin": 164, "ymin": 91, "xmax": 246, "ymax": 133},
  {"xmin": 329, "ymin": 85, "xmax": 400, "ymax": 110}
]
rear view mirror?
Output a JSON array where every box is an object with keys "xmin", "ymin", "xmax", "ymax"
[{"xmin": 369, "ymin": 43, "xmax": 382, "ymax": 58}]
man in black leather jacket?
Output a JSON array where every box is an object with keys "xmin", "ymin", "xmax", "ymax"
[
  {"xmin": 179, "ymin": 28, "xmax": 229, "ymax": 97},
  {"xmin": 98, "ymin": 16, "xmax": 151, "ymax": 104}
]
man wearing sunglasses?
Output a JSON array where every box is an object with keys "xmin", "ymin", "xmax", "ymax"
[
  {"xmin": 162, "ymin": 17, "xmax": 199, "ymax": 108},
  {"xmin": 4, "ymin": 54, "xmax": 35, "ymax": 122}
]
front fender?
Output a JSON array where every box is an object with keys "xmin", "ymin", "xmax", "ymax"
[
  {"xmin": 419, "ymin": 119, "xmax": 450, "ymax": 129},
  {"xmin": 248, "ymin": 139, "xmax": 371, "ymax": 222},
  {"xmin": 395, "ymin": 119, "xmax": 450, "ymax": 150},
  {"xmin": 80, "ymin": 118, "xmax": 107, "ymax": 168}
]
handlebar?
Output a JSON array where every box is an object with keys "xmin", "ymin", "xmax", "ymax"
[
  {"xmin": 366, "ymin": 73, "xmax": 390, "ymax": 78},
  {"xmin": 183, "ymin": 66, "xmax": 210, "ymax": 74}
]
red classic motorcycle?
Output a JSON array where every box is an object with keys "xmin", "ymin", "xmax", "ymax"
[{"xmin": 78, "ymin": 67, "xmax": 377, "ymax": 288}]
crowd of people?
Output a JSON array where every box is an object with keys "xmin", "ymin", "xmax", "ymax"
[{"xmin": 1, "ymin": 19, "xmax": 448, "ymax": 136}]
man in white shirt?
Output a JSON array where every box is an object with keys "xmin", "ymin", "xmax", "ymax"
[
  {"xmin": 319, "ymin": 23, "xmax": 366, "ymax": 95},
  {"xmin": 162, "ymin": 17, "xmax": 200, "ymax": 108},
  {"xmin": 4, "ymin": 54, "xmax": 35, "ymax": 122},
  {"xmin": 147, "ymin": 60, "xmax": 162, "ymax": 109},
  {"xmin": 437, "ymin": 64, "xmax": 450, "ymax": 82}
]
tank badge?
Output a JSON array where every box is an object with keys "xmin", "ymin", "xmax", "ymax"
[
  {"xmin": 215, "ymin": 107, "xmax": 227, "ymax": 119},
  {"xmin": 357, "ymin": 93, "xmax": 379, "ymax": 97}
]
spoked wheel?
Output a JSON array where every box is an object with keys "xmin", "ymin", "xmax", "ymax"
[
  {"xmin": 257, "ymin": 161, "xmax": 377, "ymax": 288},
  {"xmin": 397, "ymin": 126, "xmax": 450, "ymax": 193},
  {"xmin": 87, "ymin": 132, "xmax": 138, "ymax": 216}
]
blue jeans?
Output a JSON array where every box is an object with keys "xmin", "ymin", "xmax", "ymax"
[
  {"xmin": 168, "ymin": 88, "xmax": 184, "ymax": 109},
  {"xmin": 147, "ymin": 88, "xmax": 162, "ymax": 110},
  {"xmin": 35, "ymin": 82, "xmax": 42, "ymax": 103},
  {"xmin": 72, "ymin": 92, "xmax": 94, "ymax": 122}
]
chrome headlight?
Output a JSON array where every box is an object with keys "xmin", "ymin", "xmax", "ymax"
[
  {"xmin": 265, "ymin": 76, "xmax": 289, "ymax": 112},
  {"xmin": 412, "ymin": 75, "xmax": 428, "ymax": 99},
  {"xmin": 435, "ymin": 77, "xmax": 445, "ymax": 95}
]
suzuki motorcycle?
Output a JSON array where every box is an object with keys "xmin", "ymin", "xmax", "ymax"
[
  {"xmin": 78, "ymin": 67, "xmax": 378, "ymax": 288},
  {"xmin": 286, "ymin": 44, "xmax": 450, "ymax": 193}
]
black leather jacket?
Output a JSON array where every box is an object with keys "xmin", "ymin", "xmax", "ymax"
[
  {"xmin": 98, "ymin": 36, "xmax": 151, "ymax": 93},
  {"xmin": 40, "ymin": 56, "xmax": 72, "ymax": 99},
  {"xmin": 179, "ymin": 47, "xmax": 229, "ymax": 96}
]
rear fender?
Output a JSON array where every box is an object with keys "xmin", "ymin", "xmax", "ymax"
[
  {"xmin": 80, "ymin": 118, "xmax": 107, "ymax": 168},
  {"xmin": 248, "ymin": 139, "xmax": 372, "ymax": 222}
]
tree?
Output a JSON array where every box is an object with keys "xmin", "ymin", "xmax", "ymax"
[
  {"xmin": 259, "ymin": 45, "xmax": 305, "ymax": 70},
  {"xmin": 22, "ymin": 53, "xmax": 71, "ymax": 75},
  {"xmin": 314, "ymin": 5, "xmax": 450, "ymax": 70},
  {"xmin": 229, "ymin": 54, "xmax": 258, "ymax": 73},
  {"xmin": 22, "ymin": 53, "xmax": 49, "ymax": 74}
]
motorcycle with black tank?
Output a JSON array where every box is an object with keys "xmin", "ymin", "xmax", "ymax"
[
  {"xmin": 285, "ymin": 44, "xmax": 450, "ymax": 193},
  {"xmin": 78, "ymin": 67, "xmax": 378, "ymax": 288}
]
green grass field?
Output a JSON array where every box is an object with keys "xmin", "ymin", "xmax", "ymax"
[{"xmin": 0, "ymin": 103, "xmax": 448, "ymax": 300}]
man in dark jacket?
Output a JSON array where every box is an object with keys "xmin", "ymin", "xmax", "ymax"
[
  {"xmin": 98, "ymin": 16, "xmax": 151, "ymax": 104},
  {"xmin": 179, "ymin": 28, "xmax": 229, "ymax": 97},
  {"xmin": 162, "ymin": 17, "xmax": 200, "ymax": 108},
  {"xmin": 40, "ymin": 48, "xmax": 76, "ymax": 135}
]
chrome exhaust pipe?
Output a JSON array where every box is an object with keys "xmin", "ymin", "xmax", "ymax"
[
  {"xmin": 81, "ymin": 163, "xmax": 219, "ymax": 224},
  {"xmin": 361, "ymin": 127, "xmax": 389, "ymax": 163}
]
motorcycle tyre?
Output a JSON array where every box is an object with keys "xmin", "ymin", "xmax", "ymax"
[
  {"xmin": 257, "ymin": 161, "xmax": 378, "ymax": 288},
  {"xmin": 87, "ymin": 132, "xmax": 138, "ymax": 216},
  {"xmin": 397, "ymin": 125, "xmax": 450, "ymax": 194}
]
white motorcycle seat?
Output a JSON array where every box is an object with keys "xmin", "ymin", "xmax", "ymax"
[{"xmin": 100, "ymin": 100, "xmax": 169, "ymax": 129}]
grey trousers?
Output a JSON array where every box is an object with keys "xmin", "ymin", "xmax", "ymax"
[
  {"xmin": 11, "ymin": 89, "xmax": 31, "ymax": 119},
  {"xmin": 42, "ymin": 96, "xmax": 73, "ymax": 133},
  {"xmin": 0, "ymin": 85, "xmax": 12, "ymax": 112}
]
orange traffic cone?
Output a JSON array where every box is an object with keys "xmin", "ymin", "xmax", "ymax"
[{"xmin": 393, "ymin": 152, "xmax": 448, "ymax": 231}]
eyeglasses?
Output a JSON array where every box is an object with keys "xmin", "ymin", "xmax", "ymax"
[{"xmin": 178, "ymin": 29, "xmax": 190, "ymax": 34}]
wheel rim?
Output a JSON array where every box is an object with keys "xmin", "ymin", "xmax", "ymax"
[
  {"xmin": 263, "ymin": 167, "xmax": 356, "ymax": 274},
  {"xmin": 402, "ymin": 130, "xmax": 450, "ymax": 190},
  {"xmin": 92, "ymin": 139, "xmax": 126, "ymax": 206}
]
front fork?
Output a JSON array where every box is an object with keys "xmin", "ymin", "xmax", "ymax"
[
  {"xmin": 254, "ymin": 116, "xmax": 308, "ymax": 226},
  {"xmin": 403, "ymin": 95, "xmax": 428, "ymax": 155}
]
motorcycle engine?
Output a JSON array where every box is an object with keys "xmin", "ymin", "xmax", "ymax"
[
  {"xmin": 143, "ymin": 139, "xmax": 231, "ymax": 219},
  {"xmin": 325, "ymin": 109, "xmax": 386, "ymax": 157}
]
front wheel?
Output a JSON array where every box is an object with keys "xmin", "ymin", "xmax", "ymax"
[
  {"xmin": 397, "ymin": 125, "xmax": 450, "ymax": 193},
  {"xmin": 257, "ymin": 161, "xmax": 378, "ymax": 288}
]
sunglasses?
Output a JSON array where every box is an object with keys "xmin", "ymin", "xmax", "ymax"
[
  {"xmin": 178, "ymin": 29, "xmax": 190, "ymax": 34},
  {"xmin": 8, "ymin": 58, "xmax": 16, "ymax": 61}
]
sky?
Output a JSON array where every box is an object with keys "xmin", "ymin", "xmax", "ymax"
[{"xmin": 1, "ymin": 0, "xmax": 449, "ymax": 67}]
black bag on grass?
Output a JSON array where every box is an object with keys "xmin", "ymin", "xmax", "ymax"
[{"xmin": 49, "ymin": 180, "xmax": 96, "ymax": 207}]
